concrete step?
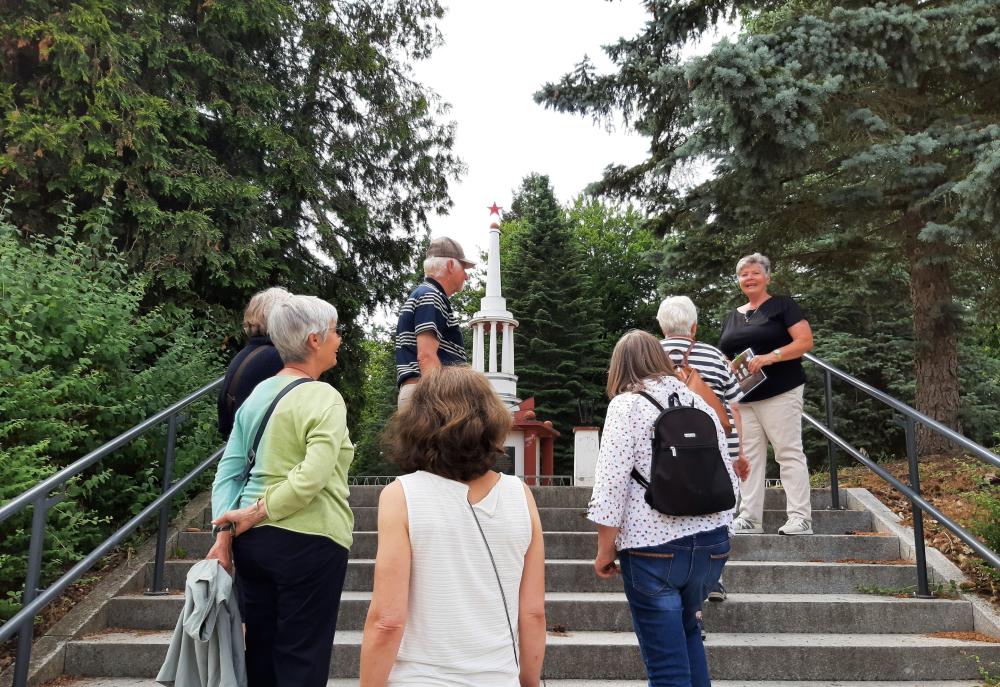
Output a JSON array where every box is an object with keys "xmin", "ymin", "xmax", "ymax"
[
  {"xmin": 63, "ymin": 629, "xmax": 1000, "ymax": 680},
  {"xmin": 107, "ymin": 591, "xmax": 973, "ymax": 634},
  {"xmin": 53, "ymin": 679, "xmax": 987, "ymax": 687},
  {"xmin": 149, "ymin": 559, "xmax": 924, "ymax": 595},
  {"xmin": 175, "ymin": 529, "xmax": 899, "ymax": 561},
  {"xmin": 345, "ymin": 485, "xmax": 842, "ymax": 509},
  {"xmin": 198, "ymin": 505, "xmax": 874, "ymax": 534}
]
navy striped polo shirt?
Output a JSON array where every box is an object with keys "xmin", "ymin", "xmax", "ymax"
[{"xmin": 395, "ymin": 278, "xmax": 467, "ymax": 387}]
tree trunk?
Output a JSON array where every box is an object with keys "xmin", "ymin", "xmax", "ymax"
[{"xmin": 905, "ymin": 215, "xmax": 961, "ymax": 456}]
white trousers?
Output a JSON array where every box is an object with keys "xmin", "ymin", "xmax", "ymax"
[{"xmin": 737, "ymin": 384, "xmax": 812, "ymax": 523}]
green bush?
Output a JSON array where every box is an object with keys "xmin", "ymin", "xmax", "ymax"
[
  {"xmin": 972, "ymin": 483, "xmax": 1000, "ymax": 585},
  {"xmin": 0, "ymin": 196, "xmax": 223, "ymax": 619},
  {"xmin": 349, "ymin": 334, "xmax": 400, "ymax": 477}
]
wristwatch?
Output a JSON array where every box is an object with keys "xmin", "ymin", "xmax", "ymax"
[
  {"xmin": 772, "ymin": 348, "xmax": 783, "ymax": 360},
  {"xmin": 212, "ymin": 523, "xmax": 234, "ymax": 536}
]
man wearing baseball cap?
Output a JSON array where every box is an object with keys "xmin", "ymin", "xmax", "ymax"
[{"xmin": 394, "ymin": 237, "xmax": 475, "ymax": 407}]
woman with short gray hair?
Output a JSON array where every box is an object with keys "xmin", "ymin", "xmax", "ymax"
[
  {"xmin": 718, "ymin": 253, "xmax": 815, "ymax": 536},
  {"xmin": 218, "ymin": 287, "xmax": 292, "ymax": 437},
  {"xmin": 658, "ymin": 295, "xmax": 750, "ymax": 603},
  {"xmin": 208, "ymin": 294, "xmax": 355, "ymax": 687}
]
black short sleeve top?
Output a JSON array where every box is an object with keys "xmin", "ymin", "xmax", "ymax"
[{"xmin": 718, "ymin": 295, "xmax": 808, "ymax": 402}]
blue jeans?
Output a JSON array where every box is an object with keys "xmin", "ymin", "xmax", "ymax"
[{"xmin": 620, "ymin": 526, "xmax": 730, "ymax": 687}]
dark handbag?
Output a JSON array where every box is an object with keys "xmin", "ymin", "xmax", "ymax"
[{"xmin": 630, "ymin": 390, "xmax": 736, "ymax": 517}]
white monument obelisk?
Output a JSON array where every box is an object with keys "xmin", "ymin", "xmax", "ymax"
[{"xmin": 470, "ymin": 203, "xmax": 520, "ymax": 407}]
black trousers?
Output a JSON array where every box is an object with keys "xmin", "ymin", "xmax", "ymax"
[{"xmin": 233, "ymin": 526, "xmax": 349, "ymax": 687}]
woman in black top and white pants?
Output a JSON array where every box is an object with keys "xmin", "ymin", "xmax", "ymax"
[{"xmin": 718, "ymin": 253, "xmax": 815, "ymax": 536}]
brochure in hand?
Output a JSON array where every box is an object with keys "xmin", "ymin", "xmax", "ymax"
[{"xmin": 731, "ymin": 348, "xmax": 766, "ymax": 396}]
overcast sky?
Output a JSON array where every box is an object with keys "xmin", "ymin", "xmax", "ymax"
[{"xmin": 411, "ymin": 0, "xmax": 652, "ymax": 262}]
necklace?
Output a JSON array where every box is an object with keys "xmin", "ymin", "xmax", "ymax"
[{"xmin": 743, "ymin": 309, "xmax": 755, "ymax": 324}]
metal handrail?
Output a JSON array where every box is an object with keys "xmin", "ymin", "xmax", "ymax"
[
  {"xmin": 0, "ymin": 377, "xmax": 224, "ymax": 524},
  {"xmin": 804, "ymin": 414, "xmax": 1000, "ymax": 570},
  {"xmin": 805, "ymin": 353, "xmax": 1000, "ymax": 598},
  {"xmin": 805, "ymin": 353, "xmax": 1000, "ymax": 470},
  {"xmin": 0, "ymin": 448, "xmax": 224, "ymax": 645},
  {"xmin": 0, "ymin": 376, "xmax": 224, "ymax": 687}
]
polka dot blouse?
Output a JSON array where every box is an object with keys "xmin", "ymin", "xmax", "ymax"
[{"xmin": 587, "ymin": 375, "xmax": 738, "ymax": 551}]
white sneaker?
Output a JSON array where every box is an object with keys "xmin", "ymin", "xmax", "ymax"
[
  {"xmin": 732, "ymin": 516, "xmax": 763, "ymax": 534},
  {"xmin": 778, "ymin": 517, "xmax": 814, "ymax": 535}
]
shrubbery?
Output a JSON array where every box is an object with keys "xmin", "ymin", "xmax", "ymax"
[{"xmin": 0, "ymin": 198, "xmax": 223, "ymax": 619}]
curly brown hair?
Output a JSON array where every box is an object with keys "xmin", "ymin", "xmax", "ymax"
[{"xmin": 384, "ymin": 366, "xmax": 513, "ymax": 481}]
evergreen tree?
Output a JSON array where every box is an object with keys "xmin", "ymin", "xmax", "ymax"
[
  {"xmin": 569, "ymin": 196, "xmax": 660, "ymax": 336},
  {"xmin": 1, "ymin": 0, "xmax": 461, "ymax": 330},
  {"xmin": 502, "ymin": 175, "xmax": 609, "ymax": 472},
  {"xmin": 537, "ymin": 0, "xmax": 1000, "ymax": 454}
]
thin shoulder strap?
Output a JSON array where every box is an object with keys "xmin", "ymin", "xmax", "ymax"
[
  {"xmin": 466, "ymin": 499, "xmax": 519, "ymax": 667},
  {"xmin": 683, "ymin": 339, "xmax": 697, "ymax": 368},
  {"xmin": 631, "ymin": 388, "xmax": 680, "ymax": 491},
  {"xmin": 236, "ymin": 377, "xmax": 313, "ymax": 487},
  {"xmin": 636, "ymin": 390, "xmax": 664, "ymax": 411}
]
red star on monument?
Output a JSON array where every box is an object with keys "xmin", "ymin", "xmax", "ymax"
[{"xmin": 488, "ymin": 202, "xmax": 502, "ymax": 216}]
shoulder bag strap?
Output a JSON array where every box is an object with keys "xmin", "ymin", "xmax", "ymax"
[
  {"xmin": 683, "ymin": 339, "xmax": 697, "ymax": 368},
  {"xmin": 466, "ymin": 498, "xmax": 519, "ymax": 668},
  {"xmin": 636, "ymin": 390, "xmax": 664, "ymax": 412},
  {"xmin": 225, "ymin": 345, "xmax": 269, "ymax": 411},
  {"xmin": 235, "ymin": 377, "xmax": 313, "ymax": 488},
  {"xmin": 631, "ymin": 391, "xmax": 667, "ymax": 491}
]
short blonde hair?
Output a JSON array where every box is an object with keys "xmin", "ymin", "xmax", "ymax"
[
  {"xmin": 606, "ymin": 330, "xmax": 676, "ymax": 399},
  {"xmin": 243, "ymin": 287, "xmax": 292, "ymax": 337}
]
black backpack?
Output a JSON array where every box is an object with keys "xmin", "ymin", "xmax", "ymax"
[{"xmin": 630, "ymin": 390, "xmax": 736, "ymax": 517}]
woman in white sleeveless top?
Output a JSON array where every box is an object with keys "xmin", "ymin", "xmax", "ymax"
[{"xmin": 359, "ymin": 366, "xmax": 546, "ymax": 687}]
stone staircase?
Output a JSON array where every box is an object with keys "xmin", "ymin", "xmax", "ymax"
[{"xmin": 53, "ymin": 487, "xmax": 1000, "ymax": 686}]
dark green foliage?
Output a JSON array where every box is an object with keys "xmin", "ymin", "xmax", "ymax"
[
  {"xmin": 0, "ymin": 198, "xmax": 222, "ymax": 617},
  {"xmin": 499, "ymin": 176, "xmax": 613, "ymax": 472},
  {"xmin": 569, "ymin": 197, "xmax": 660, "ymax": 336},
  {"xmin": 1, "ymin": 0, "xmax": 462, "ymax": 424},
  {"xmin": 537, "ymin": 0, "xmax": 1000, "ymax": 454},
  {"xmin": 350, "ymin": 333, "xmax": 402, "ymax": 477}
]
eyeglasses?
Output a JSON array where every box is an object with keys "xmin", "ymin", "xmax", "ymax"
[{"xmin": 328, "ymin": 324, "xmax": 346, "ymax": 335}]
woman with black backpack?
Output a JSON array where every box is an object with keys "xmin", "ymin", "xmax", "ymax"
[{"xmin": 588, "ymin": 330, "xmax": 738, "ymax": 687}]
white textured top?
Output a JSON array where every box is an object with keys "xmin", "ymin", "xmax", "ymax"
[
  {"xmin": 389, "ymin": 471, "xmax": 531, "ymax": 687},
  {"xmin": 588, "ymin": 375, "xmax": 737, "ymax": 550}
]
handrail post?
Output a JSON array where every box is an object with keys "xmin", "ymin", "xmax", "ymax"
[
  {"xmin": 824, "ymin": 369, "xmax": 841, "ymax": 509},
  {"xmin": 13, "ymin": 494, "xmax": 55, "ymax": 687},
  {"xmin": 901, "ymin": 415, "xmax": 933, "ymax": 598},
  {"xmin": 147, "ymin": 413, "xmax": 178, "ymax": 596}
]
